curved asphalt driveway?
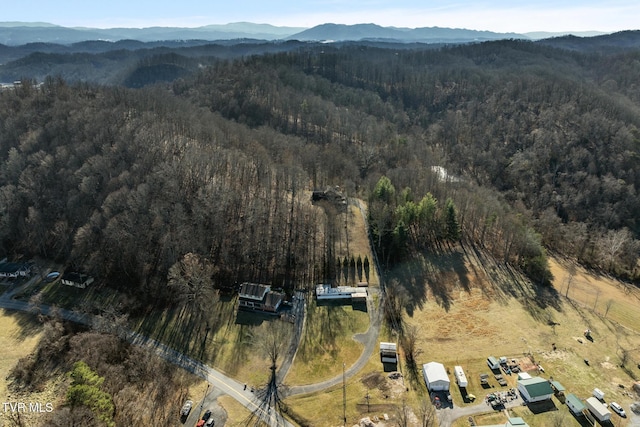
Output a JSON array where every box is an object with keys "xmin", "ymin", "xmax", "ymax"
[{"xmin": 286, "ymin": 288, "xmax": 382, "ymax": 396}]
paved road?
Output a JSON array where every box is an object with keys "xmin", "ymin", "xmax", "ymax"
[
  {"xmin": 1, "ymin": 199, "xmax": 384, "ymax": 426},
  {"xmin": 435, "ymin": 390, "xmax": 524, "ymax": 427},
  {"xmin": 0, "ymin": 280, "xmax": 294, "ymax": 427}
]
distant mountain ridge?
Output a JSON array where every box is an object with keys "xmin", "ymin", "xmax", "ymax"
[
  {"xmin": 0, "ymin": 21, "xmax": 625, "ymax": 47},
  {"xmin": 286, "ymin": 23, "xmax": 527, "ymax": 42},
  {"xmin": 0, "ymin": 22, "xmax": 306, "ymax": 45},
  {"xmin": 0, "ymin": 21, "xmax": 564, "ymax": 45}
]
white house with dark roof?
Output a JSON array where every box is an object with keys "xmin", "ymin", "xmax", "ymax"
[
  {"xmin": 61, "ymin": 272, "xmax": 94, "ymax": 288},
  {"xmin": 238, "ymin": 282, "xmax": 284, "ymax": 313}
]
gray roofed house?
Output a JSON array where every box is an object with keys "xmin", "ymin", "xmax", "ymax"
[{"xmin": 238, "ymin": 282, "xmax": 284, "ymax": 313}]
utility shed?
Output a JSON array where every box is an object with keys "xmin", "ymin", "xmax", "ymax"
[
  {"xmin": 517, "ymin": 372, "xmax": 532, "ymax": 380},
  {"xmin": 481, "ymin": 417, "xmax": 529, "ymax": 427},
  {"xmin": 565, "ymin": 393, "xmax": 586, "ymax": 416},
  {"xmin": 517, "ymin": 377, "xmax": 553, "ymax": 403},
  {"xmin": 422, "ymin": 362, "xmax": 450, "ymax": 392},
  {"xmin": 379, "ymin": 342, "xmax": 398, "ymax": 364}
]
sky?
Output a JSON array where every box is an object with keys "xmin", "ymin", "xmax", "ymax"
[{"xmin": 3, "ymin": 0, "xmax": 639, "ymax": 33}]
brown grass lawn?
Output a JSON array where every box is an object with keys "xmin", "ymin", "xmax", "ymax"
[
  {"xmin": 0, "ymin": 310, "xmax": 43, "ymax": 396},
  {"xmin": 285, "ymin": 349, "xmax": 425, "ymax": 427},
  {"xmin": 549, "ymin": 257, "xmax": 640, "ymax": 332},
  {"xmin": 285, "ymin": 297, "xmax": 370, "ymax": 386},
  {"xmin": 0, "ymin": 309, "xmax": 46, "ymax": 426},
  {"xmin": 334, "ymin": 201, "xmax": 379, "ymax": 287},
  {"xmin": 217, "ymin": 395, "xmax": 255, "ymax": 426}
]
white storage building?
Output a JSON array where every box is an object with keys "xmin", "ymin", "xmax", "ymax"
[
  {"xmin": 422, "ymin": 362, "xmax": 450, "ymax": 392},
  {"xmin": 453, "ymin": 366, "xmax": 468, "ymax": 388},
  {"xmin": 585, "ymin": 397, "xmax": 611, "ymax": 422}
]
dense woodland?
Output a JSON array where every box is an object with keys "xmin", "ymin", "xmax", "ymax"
[{"xmin": 1, "ymin": 36, "xmax": 639, "ymax": 313}]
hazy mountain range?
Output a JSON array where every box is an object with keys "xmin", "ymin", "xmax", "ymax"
[{"xmin": 0, "ymin": 21, "xmax": 608, "ymax": 45}]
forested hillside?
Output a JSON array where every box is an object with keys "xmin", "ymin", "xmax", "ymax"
[
  {"xmin": 1, "ymin": 36, "xmax": 639, "ymax": 307},
  {"xmin": 174, "ymin": 39, "xmax": 639, "ymax": 279}
]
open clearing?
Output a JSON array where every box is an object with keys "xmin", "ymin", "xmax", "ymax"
[
  {"xmin": 397, "ymin": 249, "xmax": 640, "ymax": 427},
  {"xmin": 0, "ymin": 309, "xmax": 45, "ymax": 426}
]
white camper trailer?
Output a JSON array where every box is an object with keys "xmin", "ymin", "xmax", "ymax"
[{"xmin": 453, "ymin": 366, "xmax": 468, "ymax": 388}]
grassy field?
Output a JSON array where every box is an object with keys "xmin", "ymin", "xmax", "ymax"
[
  {"xmin": 286, "ymin": 349, "xmax": 423, "ymax": 426},
  {"xmin": 217, "ymin": 395, "xmax": 256, "ymax": 426},
  {"xmin": 333, "ymin": 201, "xmax": 380, "ymax": 287},
  {"xmin": 0, "ymin": 309, "xmax": 46, "ymax": 426},
  {"xmin": 0, "ymin": 309, "xmax": 43, "ymax": 395},
  {"xmin": 549, "ymin": 257, "xmax": 640, "ymax": 332},
  {"xmin": 396, "ymin": 248, "xmax": 640, "ymax": 427},
  {"xmin": 285, "ymin": 297, "xmax": 370, "ymax": 385}
]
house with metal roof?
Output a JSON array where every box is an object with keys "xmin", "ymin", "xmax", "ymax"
[
  {"xmin": 517, "ymin": 377, "xmax": 554, "ymax": 403},
  {"xmin": 238, "ymin": 282, "xmax": 284, "ymax": 313},
  {"xmin": 422, "ymin": 362, "xmax": 450, "ymax": 391}
]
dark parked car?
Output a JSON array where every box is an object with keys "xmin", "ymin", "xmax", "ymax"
[{"xmin": 202, "ymin": 409, "xmax": 212, "ymax": 421}]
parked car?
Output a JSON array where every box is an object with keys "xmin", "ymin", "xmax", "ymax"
[
  {"xmin": 180, "ymin": 400, "xmax": 193, "ymax": 416},
  {"xmin": 610, "ymin": 402, "xmax": 626, "ymax": 417},
  {"xmin": 45, "ymin": 271, "xmax": 60, "ymax": 282},
  {"xmin": 205, "ymin": 418, "xmax": 215, "ymax": 427},
  {"xmin": 202, "ymin": 409, "xmax": 212, "ymax": 421}
]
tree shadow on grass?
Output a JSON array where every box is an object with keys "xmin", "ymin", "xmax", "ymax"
[
  {"xmin": 387, "ymin": 248, "xmax": 471, "ymax": 314},
  {"xmin": 296, "ymin": 300, "xmax": 349, "ymax": 364},
  {"xmin": 7, "ymin": 310, "xmax": 45, "ymax": 341},
  {"xmin": 465, "ymin": 242, "xmax": 563, "ymax": 323}
]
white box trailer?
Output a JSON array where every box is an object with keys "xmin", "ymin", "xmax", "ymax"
[
  {"xmin": 592, "ymin": 388, "xmax": 605, "ymax": 401},
  {"xmin": 585, "ymin": 397, "xmax": 611, "ymax": 422},
  {"xmin": 453, "ymin": 366, "xmax": 468, "ymax": 388}
]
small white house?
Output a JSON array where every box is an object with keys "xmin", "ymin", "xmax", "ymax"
[
  {"xmin": 565, "ymin": 393, "xmax": 586, "ymax": 416},
  {"xmin": 453, "ymin": 366, "xmax": 468, "ymax": 388},
  {"xmin": 61, "ymin": 272, "xmax": 94, "ymax": 289},
  {"xmin": 422, "ymin": 362, "xmax": 450, "ymax": 392}
]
